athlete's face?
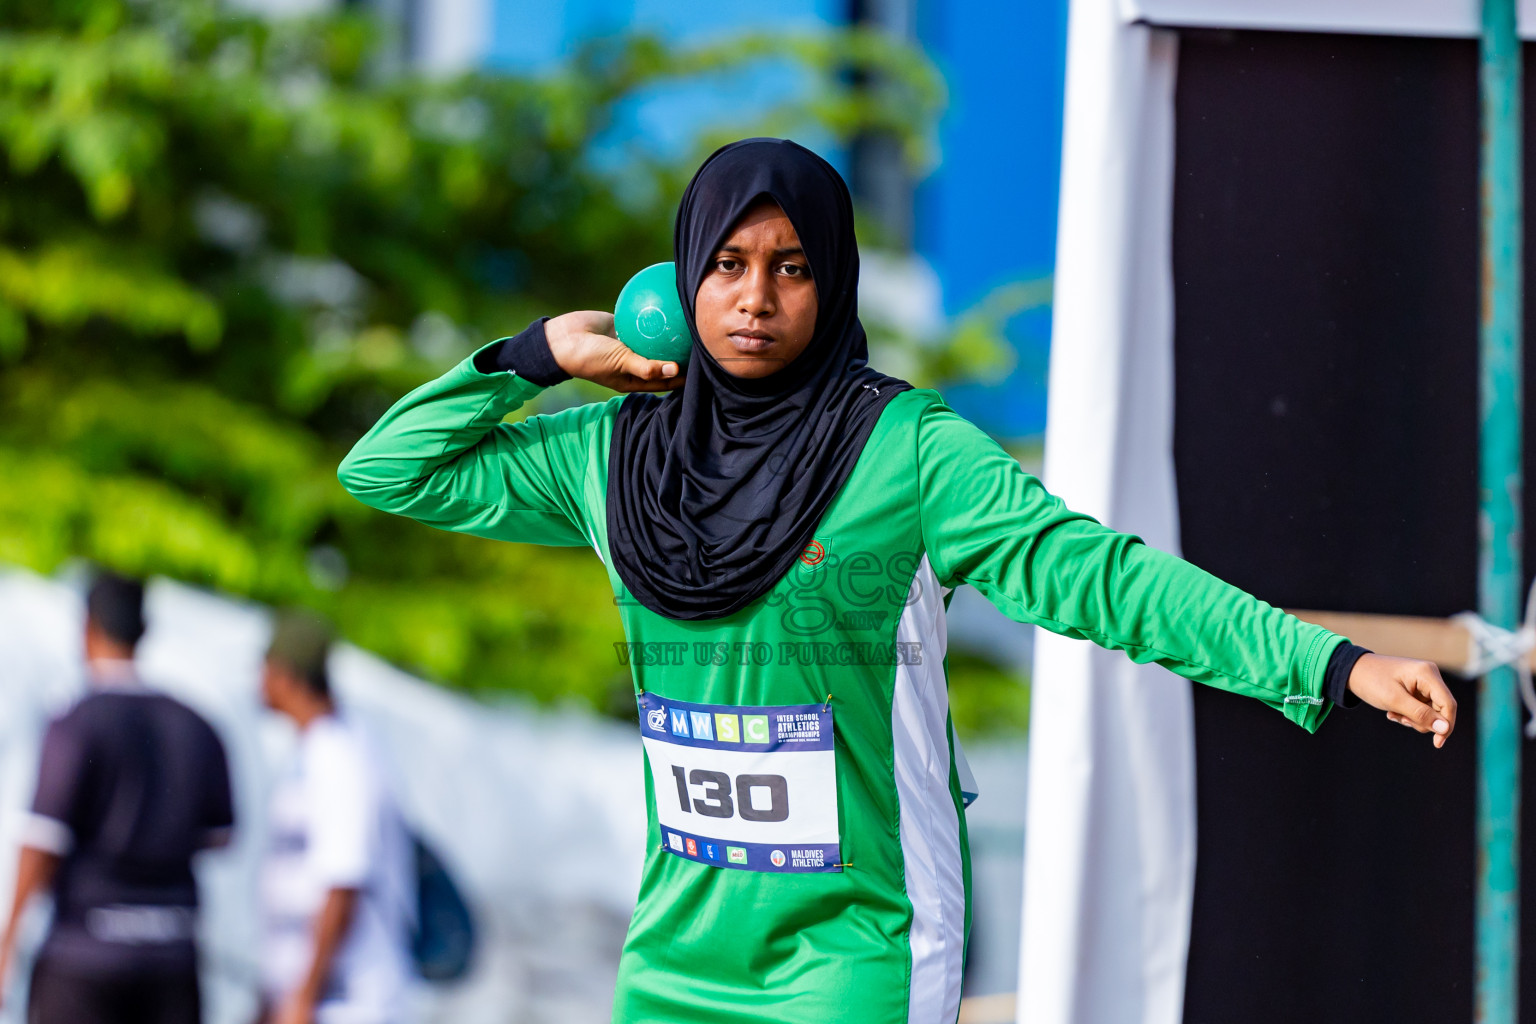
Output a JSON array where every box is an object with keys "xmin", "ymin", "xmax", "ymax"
[{"xmin": 694, "ymin": 200, "xmax": 819, "ymax": 379}]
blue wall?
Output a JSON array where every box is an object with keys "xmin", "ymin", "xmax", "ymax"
[
  {"xmin": 487, "ymin": 0, "xmax": 845, "ymax": 172},
  {"xmin": 489, "ymin": 0, "xmax": 842, "ymax": 70},
  {"xmin": 915, "ymin": 0, "xmax": 1067, "ymax": 439}
]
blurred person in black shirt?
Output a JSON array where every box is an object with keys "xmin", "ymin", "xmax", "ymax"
[{"xmin": 0, "ymin": 572, "xmax": 235, "ymax": 1024}]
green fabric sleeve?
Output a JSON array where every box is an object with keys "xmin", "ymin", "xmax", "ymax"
[
  {"xmin": 915, "ymin": 399, "xmax": 1344, "ymax": 732},
  {"xmin": 337, "ymin": 340, "xmax": 616, "ymax": 548}
]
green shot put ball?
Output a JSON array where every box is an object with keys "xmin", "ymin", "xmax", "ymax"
[{"xmin": 614, "ymin": 262, "xmax": 692, "ymax": 364}]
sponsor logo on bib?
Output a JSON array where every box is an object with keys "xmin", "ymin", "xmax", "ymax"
[
  {"xmin": 646, "ymin": 708, "xmax": 667, "ymax": 732},
  {"xmin": 770, "ymin": 849, "xmax": 786, "ymax": 867}
]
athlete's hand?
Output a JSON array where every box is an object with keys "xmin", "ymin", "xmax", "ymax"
[
  {"xmin": 1347, "ymin": 653, "xmax": 1457, "ymax": 748},
  {"xmin": 546, "ymin": 310, "xmax": 684, "ymax": 393}
]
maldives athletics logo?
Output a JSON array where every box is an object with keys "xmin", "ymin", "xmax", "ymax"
[{"xmin": 799, "ymin": 539, "xmax": 827, "ymax": 569}]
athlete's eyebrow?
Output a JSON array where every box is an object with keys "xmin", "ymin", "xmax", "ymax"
[{"xmin": 718, "ymin": 245, "xmax": 806, "ymax": 258}]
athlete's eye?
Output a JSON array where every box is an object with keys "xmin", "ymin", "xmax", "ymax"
[
  {"xmin": 778, "ymin": 263, "xmax": 809, "ymax": 278},
  {"xmin": 714, "ymin": 257, "xmax": 742, "ymax": 273}
]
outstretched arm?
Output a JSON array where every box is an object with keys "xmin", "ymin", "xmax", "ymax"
[{"xmin": 916, "ymin": 400, "xmax": 1455, "ymax": 744}]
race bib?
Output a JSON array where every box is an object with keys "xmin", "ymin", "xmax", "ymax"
[{"xmin": 638, "ymin": 693, "xmax": 841, "ymax": 873}]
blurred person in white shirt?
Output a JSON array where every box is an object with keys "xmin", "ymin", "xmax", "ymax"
[{"xmin": 258, "ymin": 612, "xmax": 413, "ymax": 1024}]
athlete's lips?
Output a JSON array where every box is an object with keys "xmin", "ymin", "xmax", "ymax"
[{"xmin": 728, "ymin": 329, "xmax": 776, "ymax": 353}]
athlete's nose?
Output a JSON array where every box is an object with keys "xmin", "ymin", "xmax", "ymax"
[{"xmin": 737, "ymin": 264, "xmax": 776, "ymax": 320}]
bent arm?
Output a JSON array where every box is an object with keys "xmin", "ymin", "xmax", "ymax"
[
  {"xmin": 917, "ymin": 402, "xmax": 1344, "ymax": 732},
  {"xmin": 338, "ymin": 330, "xmax": 615, "ymax": 548},
  {"xmin": 3, "ymin": 716, "xmax": 81, "ymax": 1000},
  {"xmin": 0, "ymin": 847, "xmax": 59, "ymax": 1004},
  {"xmin": 286, "ymin": 887, "xmax": 358, "ymax": 1019}
]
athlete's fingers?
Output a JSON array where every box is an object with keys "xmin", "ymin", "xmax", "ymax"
[
  {"xmin": 1401, "ymin": 662, "xmax": 1455, "ymax": 748},
  {"xmin": 1386, "ymin": 709, "xmax": 1442, "ymax": 747},
  {"xmin": 1415, "ymin": 666, "xmax": 1457, "ymax": 731},
  {"xmin": 1390, "ymin": 691, "xmax": 1437, "ymax": 732},
  {"xmin": 1387, "ymin": 682, "xmax": 1449, "ymax": 743},
  {"xmin": 619, "ymin": 348, "xmax": 661, "ymax": 379},
  {"xmin": 1353, "ymin": 656, "xmax": 1455, "ymax": 747},
  {"xmin": 1421, "ymin": 677, "xmax": 1455, "ymax": 748},
  {"xmin": 614, "ymin": 349, "xmax": 682, "ymax": 392},
  {"xmin": 617, "ymin": 346, "xmax": 674, "ymax": 379}
]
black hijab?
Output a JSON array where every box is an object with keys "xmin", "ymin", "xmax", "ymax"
[{"xmin": 606, "ymin": 138, "xmax": 912, "ymax": 621}]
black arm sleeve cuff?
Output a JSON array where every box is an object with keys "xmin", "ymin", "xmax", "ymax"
[
  {"xmin": 1324, "ymin": 642, "xmax": 1370, "ymax": 708},
  {"xmin": 471, "ymin": 317, "xmax": 571, "ymax": 386}
]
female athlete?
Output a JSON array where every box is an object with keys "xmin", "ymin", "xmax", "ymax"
[{"xmin": 339, "ymin": 138, "xmax": 1455, "ymax": 1024}]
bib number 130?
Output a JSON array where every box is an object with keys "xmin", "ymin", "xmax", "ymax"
[
  {"xmin": 670, "ymin": 765, "xmax": 788, "ymax": 822},
  {"xmin": 637, "ymin": 692, "xmax": 840, "ymax": 872}
]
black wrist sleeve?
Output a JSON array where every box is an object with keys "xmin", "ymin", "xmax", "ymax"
[
  {"xmin": 472, "ymin": 317, "xmax": 571, "ymax": 386},
  {"xmin": 1324, "ymin": 642, "xmax": 1370, "ymax": 708}
]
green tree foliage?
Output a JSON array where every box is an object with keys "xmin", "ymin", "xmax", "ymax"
[{"xmin": 0, "ymin": 0, "xmax": 1028, "ymax": 727}]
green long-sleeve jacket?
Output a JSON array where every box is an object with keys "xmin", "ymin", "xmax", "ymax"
[{"xmin": 338, "ymin": 342, "xmax": 1344, "ymax": 1024}]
